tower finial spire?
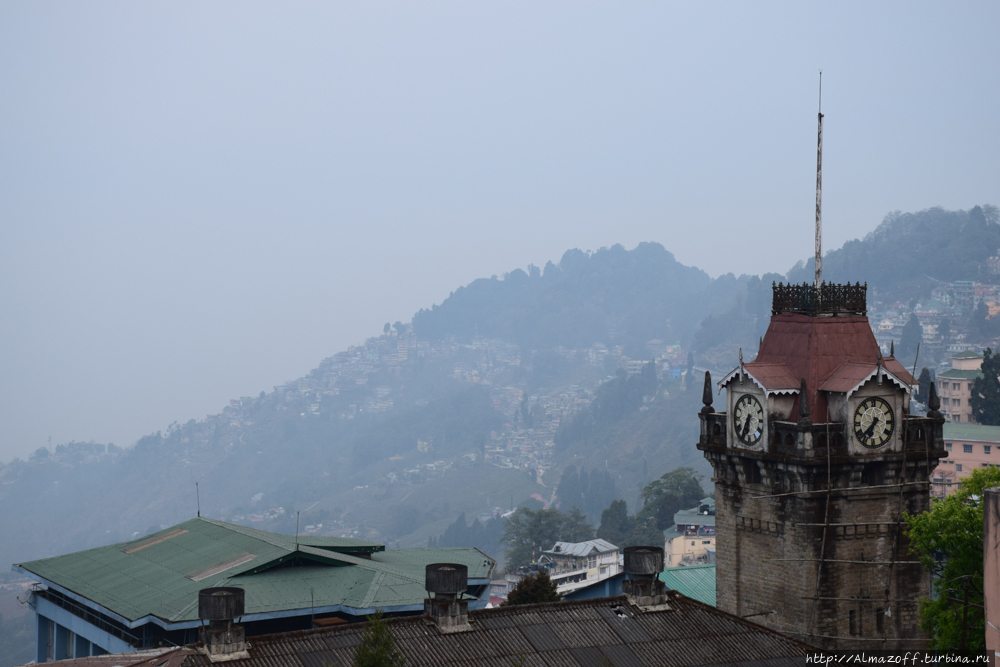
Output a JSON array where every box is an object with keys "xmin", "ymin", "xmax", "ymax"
[{"xmin": 814, "ymin": 71, "xmax": 824, "ymax": 291}]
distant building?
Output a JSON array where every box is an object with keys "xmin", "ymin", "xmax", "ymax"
[
  {"xmin": 13, "ymin": 518, "xmax": 493, "ymax": 663},
  {"xmin": 938, "ymin": 350, "xmax": 984, "ymax": 424},
  {"xmin": 506, "ymin": 539, "xmax": 622, "ymax": 597},
  {"xmin": 662, "ymin": 497, "xmax": 716, "ymax": 567},
  {"xmin": 932, "ymin": 423, "xmax": 1000, "ymax": 498},
  {"xmin": 538, "ymin": 539, "xmax": 622, "ymax": 594}
]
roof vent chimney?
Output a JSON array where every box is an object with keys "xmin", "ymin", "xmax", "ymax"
[
  {"xmin": 622, "ymin": 546, "xmax": 670, "ymax": 611},
  {"xmin": 197, "ymin": 587, "xmax": 250, "ymax": 662},
  {"xmin": 424, "ymin": 563, "xmax": 472, "ymax": 633}
]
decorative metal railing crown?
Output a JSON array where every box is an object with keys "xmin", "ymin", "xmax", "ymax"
[{"xmin": 771, "ymin": 281, "xmax": 867, "ymax": 316}]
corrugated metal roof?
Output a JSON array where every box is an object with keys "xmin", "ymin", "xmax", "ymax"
[
  {"xmin": 166, "ymin": 592, "xmax": 805, "ymax": 666},
  {"xmin": 943, "ymin": 423, "xmax": 1000, "ymax": 443},
  {"xmin": 658, "ymin": 565, "xmax": 716, "ymax": 607},
  {"xmin": 15, "ymin": 518, "xmax": 494, "ymax": 626},
  {"xmin": 45, "ymin": 592, "xmax": 811, "ymax": 666},
  {"xmin": 544, "ymin": 539, "xmax": 619, "ymax": 557},
  {"xmin": 938, "ymin": 368, "xmax": 983, "ymax": 380},
  {"xmin": 744, "ymin": 363, "xmax": 800, "ymax": 391},
  {"xmin": 736, "ymin": 313, "xmax": 916, "ymax": 419},
  {"xmin": 952, "ymin": 350, "xmax": 984, "ymax": 359}
]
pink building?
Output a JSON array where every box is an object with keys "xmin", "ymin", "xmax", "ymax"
[
  {"xmin": 932, "ymin": 423, "xmax": 1000, "ymax": 498},
  {"xmin": 937, "ymin": 350, "xmax": 984, "ymax": 424}
]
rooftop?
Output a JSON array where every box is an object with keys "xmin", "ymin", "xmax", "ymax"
[
  {"xmin": 43, "ymin": 592, "xmax": 810, "ymax": 667},
  {"xmin": 659, "ymin": 565, "xmax": 716, "ymax": 607},
  {"xmin": 725, "ymin": 311, "xmax": 916, "ymax": 421},
  {"xmin": 938, "ymin": 368, "xmax": 984, "ymax": 380},
  {"xmin": 14, "ymin": 517, "xmax": 494, "ymax": 629},
  {"xmin": 953, "ymin": 350, "xmax": 984, "ymax": 359},
  {"xmin": 943, "ymin": 423, "xmax": 1000, "ymax": 444},
  {"xmin": 544, "ymin": 538, "xmax": 619, "ymax": 557}
]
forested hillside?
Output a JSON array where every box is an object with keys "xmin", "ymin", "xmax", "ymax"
[
  {"xmin": 788, "ymin": 205, "xmax": 1000, "ymax": 300},
  {"xmin": 2, "ymin": 205, "xmax": 997, "ymax": 594},
  {"xmin": 413, "ymin": 242, "xmax": 748, "ymax": 357}
]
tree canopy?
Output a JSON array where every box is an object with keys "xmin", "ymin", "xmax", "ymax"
[
  {"xmin": 898, "ymin": 314, "xmax": 923, "ymax": 364},
  {"xmin": 501, "ymin": 507, "xmax": 595, "ymax": 569},
  {"xmin": 595, "ymin": 468, "xmax": 705, "ymax": 548},
  {"xmin": 788, "ymin": 205, "xmax": 1000, "ymax": 302},
  {"xmin": 904, "ymin": 467, "xmax": 1000, "ymax": 653},
  {"xmin": 636, "ymin": 467, "xmax": 705, "ymax": 531},
  {"xmin": 504, "ymin": 570, "xmax": 562, "ymax": 606},
  {"xmin": 970, "ymin": 348, "xmax": 1000, "ymax": 425},
  {"xmin": 354, "ymin": 609, "xmax": 405, "ymax": 667},
  {"xmin": 412, "ymin": 242, "xmax": 745, "ymax": 351}
]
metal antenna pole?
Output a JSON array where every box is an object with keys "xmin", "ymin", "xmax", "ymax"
[{"xmin": 815, "ymin": 71, "xmax": 824, "ymax": 291}]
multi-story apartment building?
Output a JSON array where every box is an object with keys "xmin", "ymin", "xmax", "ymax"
[
  {"xmin": 938, "ymin": 350, "xmax": 984, "ymax": 423},
  {"xmin": 932, "ymin": 422, "xmax": 1000, "ymax": 497},
  {"xmin": 662, "ymin": 498, "xmax": 715, "ymax": 567}
]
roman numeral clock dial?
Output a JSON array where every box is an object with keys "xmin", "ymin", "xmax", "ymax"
[
  {"xmin": 853, "ymin": 397, "xmax": 894, "ymax": 449},
  {"xmin": 734, "ymin": 394, "xmax": 764, "ymax": 446}
]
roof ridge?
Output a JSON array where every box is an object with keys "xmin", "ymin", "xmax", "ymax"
[{"xmin": 197, "ymin": 517, "xmax": 296, "ymax": 550}]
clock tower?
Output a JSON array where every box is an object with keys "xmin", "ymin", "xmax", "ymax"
[{"xmin": 697, "ymin": 282, "xmax": 946, "ymax": 651}]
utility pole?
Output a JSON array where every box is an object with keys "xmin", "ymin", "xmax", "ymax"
[{"xmin": 960, "ymin": 578, "xmax": 969, "ymax": 653}]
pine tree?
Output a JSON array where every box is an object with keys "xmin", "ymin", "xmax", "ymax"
[
  {"xmin": 917, "ymin": 367, "xmax": 932, "ymax": 405},
  {"xmin": 596, "ymin": 499, "xmax": 633, "ymax": 546},
  {"xmin": 898, "ymin": 314, "xmax": 923, "ymax": 363},
  {"xmin": 971, "ymin": 348, "xmax": 1000, "ymax": 425},
  {"xmin": 354, "ymin": 609, "xmax": 405, "ymax": 667},
  {"xmin": 504, "ymin": 570, "xmax": 561, "ymax": 606}
]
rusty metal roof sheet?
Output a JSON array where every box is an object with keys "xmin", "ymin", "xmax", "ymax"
[
  {"xmin": 725, "ymin": 313, "xmax": 917, "ymax": 419},
  {"xmin": 139, "ymin": 592, "xmax": 807, "ymax": 667}
]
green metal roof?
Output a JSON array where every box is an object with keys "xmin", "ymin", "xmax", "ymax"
[
  {"xmin": 14, "ymin": 518, "xmax": 494, "ymax": 628},
  {"xmin": 953, "ymin": 350, "xmax": 984, "ymax": 359},
  {"xmin": 658, "ymin": 564, "xmax": 716, "ymax": 607},
  {"xmin": 943, "ymin": 423, "xmax": 1000, "ymax": 443},
  {"xmin": 938, "ymin": 369, "xmax": 983, "ymax": 380}
]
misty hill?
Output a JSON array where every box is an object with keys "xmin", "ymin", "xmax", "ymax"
[
  {"xmin": 691, "ymin": 204, "xmax": 1000, "ymax": 369},
  {"xmin": 2, "ymin": 205, "xmax": 996, "ymax": 583},
  {"xmin": 788, "ymin": 205, "xmax": 1000, "ymax": 300},
  {"xmin": 413, "ymin": 243, "xmax": 747, "ymax": 357}
]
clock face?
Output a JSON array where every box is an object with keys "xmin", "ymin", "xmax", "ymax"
[
  {"xmin": 853, "ymin": 396, "xmax": 895, "ymax": 449},
  {"xmin": 734, "ymin": 394, "xmax": 764, "ymax": 446}
]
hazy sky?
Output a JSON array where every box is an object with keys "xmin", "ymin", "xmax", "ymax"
[{"xmin": 1, "ymin": 2, "xmax": 997, "ymax": 461}]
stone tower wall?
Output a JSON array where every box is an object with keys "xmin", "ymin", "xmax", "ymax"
[{"xmin": 702, "ymin": 415, "xmax": 943, "ymax": 651}]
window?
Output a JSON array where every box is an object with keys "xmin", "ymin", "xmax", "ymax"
[
  {"xmin": 702, "ymin": 540, "xmax": 711, "ymax": 544},
  {"xmin": 691, "ymin": 541, "xmax": 696, "ymax": 547},
  {"xmin": 964, "ymin": 444, "xmax": 973, "ymax": 453},
  {"xmin": 876, "ymin": 608, "xmax": 885, "ymax": 634},
  {"xmin": 953, "ymin": 398, "xmax": 961, "ymax": 406},
  {"xmin": 986, "ymin": 446, "xmax": 992, "ymax": 455},
  {"xmin": 983, "ymin": 463, "xmax": 991, "ymax": 468},
  {"xmin": 849, "ymin": 610, "xmax": 858, "ymax": 636},
  {"xmin": 969, "ymin": 383, "xmax": 974, "ymax": 391},
  {"xmin": 957, "ymin": 464, "xmax": 963, "ymax": 472},
  {"xmin": 954, "ymin": 383, "xmax": 961, "ymax": 391},
  {"xmin": 946, "ymin": 443, "xmax": 952, "ymax": 451}
]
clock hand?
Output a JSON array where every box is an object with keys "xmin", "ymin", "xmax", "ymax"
[
  {"xmin": 740, "ymin": 415, "xmax": 751, "ymax": 439},
  {"xmin": 864, "ymin": 419, "xmax": 878, "ymax": 438}
]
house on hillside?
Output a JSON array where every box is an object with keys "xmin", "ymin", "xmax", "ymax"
[
  {"xmin": 937, "ymin": 350, "xmax": 984, "ymax": 424},
  {"xmin": 663, "ymin": 497, "xmax": 716, "ymax": 567}
]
